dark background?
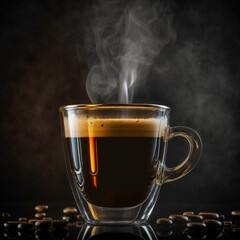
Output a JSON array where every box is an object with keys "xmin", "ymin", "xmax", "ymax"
[{"xmin": 0, "ymin": 0, "xmax": 239, "ymax": 219}]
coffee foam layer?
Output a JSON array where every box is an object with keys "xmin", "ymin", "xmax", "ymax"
[{"xmin": 64, "ymin": 116, "xmax": 168, "ymax": 138}]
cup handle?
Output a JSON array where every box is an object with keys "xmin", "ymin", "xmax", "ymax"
[{"xmin": 157, "ymin": 126, "xmax": 202, "ymax": 184}]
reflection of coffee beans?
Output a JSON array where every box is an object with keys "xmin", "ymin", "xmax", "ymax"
[
  {"xmin": 156, "ymin": 218, "xmax": 173, "ymax": 227},
  {"xmin": 183, "ymin": 211, "xmax": 194, "ymax": 216},
  {"xmin": 88, "ymin": 232, "xmax": 144, "ymax": 240},
  {"xmin": 169, "ymin": 214, "xmax": 188, "ymax": 224},
  {"xmin": 17, "ymin": 222, "xmax": 34, "ymax": 230},
  {"xmin": 52, "ymin": 220, "xmax": 68, "ymax": 229}
]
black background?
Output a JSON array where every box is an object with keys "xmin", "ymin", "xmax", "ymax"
[{"xmin": 0, "ymin": 0, "xmax": 239, "ymax": 219}]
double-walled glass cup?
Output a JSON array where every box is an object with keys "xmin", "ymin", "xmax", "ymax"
[{"xmin": 59, "ymin": 104, "xmax": 202, "ymax": 225}]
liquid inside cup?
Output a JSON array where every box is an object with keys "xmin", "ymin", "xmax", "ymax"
[{"xmin": 64, "ymin": 116, "xmax": 167, "ymax": 208}]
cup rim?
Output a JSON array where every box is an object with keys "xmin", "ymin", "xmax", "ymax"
[{"xmin": 59, "ymin": 103, "xmax": 171, "ymax": 112}]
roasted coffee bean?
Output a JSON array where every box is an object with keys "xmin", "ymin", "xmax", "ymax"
[
  {"xmin": 203, "ymin": 219, "xmax": 222, "ymax": 230},
  {"xmin": 231, "ymin": 210, "xmax": 240, "ymax": 216},
  {"xmin": 18, "ymin": 229, "xmax": 34, "ymax": 238},
  {"xmin": 169, "ymin": 214, "xmax": 189, "ymax": 224},
  {"xmin": 219, "ymin": 215, "xmax": 225, "ymax": 221},
  {"xmin": 231, "ymin": 210, "xmax": 240, "ymax": 227},
  {"xmin": 77, "ymin": 214, "xmax": 84, "ymax": 221},
  {"xmin": 186, "ymin": 230, "xmax": 206, "ymax": 240},
  {"xmin": 35, "ymin": 205, "xmax": 49, "ymax": 212},
  {"xmin": 186, "ymin": 222, "xmax": 206, "ymax": 231},
  {"xmin": 223, "ymin": 221, "xmax": 232, "ymax": 227},
  {"xmin": 17, "ymin": 222, "xmax": 34, "ymax": 230},
  {"xmin": 232, "ymin": 227, "xmax": 240, "ymax": 232},
  {"xmin": 4, "ymin": 221, "xmax": 21, "ymax": 230},
  {"xmin": 35, "ymin": 212, "xmax": 46, "ymax": 219},
  {"xmin": 183, "ymin": 212, "xmax": 194, "ymax": 216},
  {"xmin": 62, "ymin": 216, "xmax": 70, "ymax": 222},
  {"xmin": 29, "ymin": 219, "xmax": 38, "ymax": 224},
  {"xmin": 18, "ymin": 217, "xmax": 27, "ymax": 222},
  {"xmin": 1, "ymin": 213, "xmax": 11, "ymax": 222},
  {"xmin": 156, "ymin": 228, "xmax": 172, "ymax": 238},
  {"xmin": 43, "ymin": 217, "xmax": 53, "ymax": 221},
  {"xmin": 156, "ymin": 218, "xmax": 173, "ymax": 228},
  {"xmin": 35, "ymin": 220, "xmax": 52, "ymax": 230},
  {"xmin": 199, "ymin": 212, "xmax": 219, "ymax": 220},
  {"xmin": 63, "ymin": 207, "xmax": 78, "ymax": 215},
  {"xmin": 184, "ymin": 214, "xmax": 204, "ymax": 223},
  {"xmin": 52, "ymin": 219, "xmax": 68, "ymax": 229},
  {"xmin": 76, "ymin": 221, "xmax": 84, "ymax": 228}
]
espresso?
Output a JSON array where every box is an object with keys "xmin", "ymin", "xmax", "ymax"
[{"xmin": 64, "ymin": 118, "xmax": 167, "ymax": 208}]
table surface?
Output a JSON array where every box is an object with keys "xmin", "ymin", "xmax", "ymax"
[{"xmin": 1, "ymin": 202, "xmax": 240, "ymax": 239}]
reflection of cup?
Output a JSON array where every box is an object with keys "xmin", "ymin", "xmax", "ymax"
[
  {"xmin": 78, "ymin": 223, "xmax": 157, "ymax": 240},
  {"xmin": 59, "ymin": 104, "xmax": 202, "ymax": 225}
]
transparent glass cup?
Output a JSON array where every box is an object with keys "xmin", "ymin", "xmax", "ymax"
[{"xmin": 59, "ymin": 104, "xmax": 202, "ymax": 225}]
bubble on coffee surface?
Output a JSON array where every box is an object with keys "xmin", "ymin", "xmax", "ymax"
[{"xmin": 64, "ymin": 115, "xmax": 168, "ymax": 138}]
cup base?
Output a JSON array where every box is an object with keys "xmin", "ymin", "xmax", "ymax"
[{"xmin": 84, "ymin": 203, "xmax": 146, "ymax": 225}]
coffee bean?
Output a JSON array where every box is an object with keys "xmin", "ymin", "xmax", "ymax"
[
  {"xmin": 2, "ymin": 213, "xmax": 11, "ymax": 218},
  {"xmin": 1, "ymin": 213, "xmax": 11, "ymax": 222},
  {"xmin": 62, "ymin": 215, "xmax": 70, "ymax": 221},
  {"xmin": 35, "ymin": 212, "xmax": 46, "ymax": 219},
  {"xmin": 17, "ymin": 222, "xmax": 34, "ymax": 230},
  {"xmin": 156, "ymin": 218, "xmax": 173, "ymax": 228},
  {"xmin": 77, "ymin": 214, "xmax": 84, "ymax": 221},
  {"xmin": 76, "ymin": 221, "xmax": 84, "ymax": 228},
  {"xmin": 186, "ymin": 222, "xmax": 206, "ymax": 231},
  {"xmin": 199, "ymin": 212, "xmax": 219, "ymax": 220},
  {"xmin": 219, "ymin": 215, "xmax": 225, "ymax": 221},
  {"xmin": 35, "ymin": 220, "xmax": 52, "ymax": 230},
  {"xmin": 232, "ymin": 227, "xmax": 240, "ymax": 232},
  {"xmin": 18, "ymin": 217, "xmax": 27, "ymax": 222},
  {"xmin": 231, "ymin": 210, "xmax": 240, "ymax": 216},
  {"xmin": 203, "ymin": 219, "xmax": 222, "ymax": 230},
  {"xmin": 183, "ymin": 211, "xmax": 194, "ymax": 216},
  {"xmin": 4, "ymin": 221, "xmax": 21, "ymax": 230},
  {"xmin": 52, "ymin": 219, "xmax": 68, "ymax": 229},
  {"xmin": 28, "ymin": 219, "xmax": 38, "ymax": 224},
  {"xmin": 35, "ymin": 205, "xmax": 49, "ymax": 212},
  {"xmin": 184, "ymin": 214, "xmax": 204, "ymax": 223},
  {"xmin": 63, "ymin": 207, "xmax": 78, "ymax": 215},
  {"xmin": 169, "ymin": 214, "xmax": 188, "ymax": 224},
  {"xmin": 43, "ymin": 217, "xmax": 53, "ymax": 221},
  {"xmin": 231, "ymin": 210, "xmax": 240, "ymax": 227},
  {"xmin": 223, "ymin": 221, "xmax": 232, "ymax": 227}
]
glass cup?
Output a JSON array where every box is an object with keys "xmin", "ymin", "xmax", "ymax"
[{"xmin": 59, "ymin": 104, "xmax": 202, "ymax": 225}]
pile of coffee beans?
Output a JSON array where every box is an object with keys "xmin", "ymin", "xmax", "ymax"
[
  {"xmin": 156, "ymin": 210, "xmax": 240, "ymax": 239},
  {"xmin": 1, "ymin": 206, "xmax": 240, "ymax": 239},
  {"xmin": 1, "ymin": 205, "xmax": 84, "ymax": 240}
]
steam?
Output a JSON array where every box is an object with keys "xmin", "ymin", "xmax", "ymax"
[{"xmin": 86, "ymin": 0, "xmax": 176, "ymax": 103}]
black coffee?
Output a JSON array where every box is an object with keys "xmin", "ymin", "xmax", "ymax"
[
  {"xmin": 64, "ymin": 117, "xmax": 167, "ymax": 208},
  {"xmin": 66, "ymin": 136, "xmax": 164, "ymax": 208}
]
